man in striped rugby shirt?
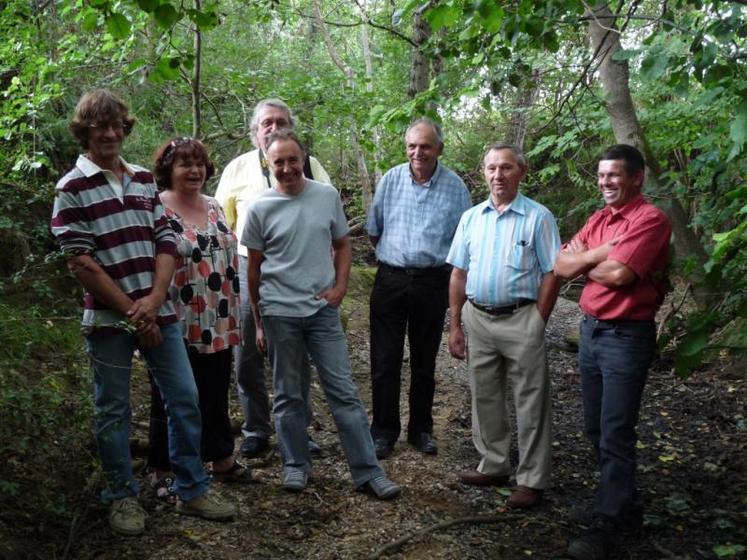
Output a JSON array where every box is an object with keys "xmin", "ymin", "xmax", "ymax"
[{"xmin": 51, "ymin": 90, "xmax": 235, "ymax": 535}]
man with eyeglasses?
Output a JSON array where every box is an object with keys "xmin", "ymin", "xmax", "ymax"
[
  {"xmin": 50, "ymin": 89, "xmax": 236, "ymax": 536},
  {"xmin": 215, "ymin": 99, "xmax": 330, "ymax": 459}
]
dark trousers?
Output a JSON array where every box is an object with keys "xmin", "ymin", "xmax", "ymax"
[
  {"xmin": 369, "ymin": 264, "xmax": 449, "ymax": 442},
  {"xmin": 148, "ymin": 347, "xmax": 234, "ymax": 470},
  {"xmin": 578, "ymin": 315, "xmax": 656, "ymax": 522}
]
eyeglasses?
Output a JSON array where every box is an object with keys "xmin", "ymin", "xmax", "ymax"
[
  {"xmin": 88, "ymin": 120, "xmax": 124, "ymax": 131},
  {"xmin": 260, "ymin": 118, "xmax": 290, "ymax": 129}
]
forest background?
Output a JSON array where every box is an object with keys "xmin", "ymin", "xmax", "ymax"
[{"xmin": 0, "ymin": 0, "xmax": 745, "ymax": 556}]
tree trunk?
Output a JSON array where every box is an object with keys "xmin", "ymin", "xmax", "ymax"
[
  {"xmin": 191, "ymin": 0, "xmax": 202, "ymax": 138},
  {"xmin": 588, "ymin": 3, "xmax": 710, "ymax": 306},
  {"xmin": 312, "ymin": 0, "xmax": 372, "ymax": 210},
  {"xmin": 506, "ymin": 69, "xmax": 539, "ymax": 149},
  {"xmin": 407, "ymin": 7, "xmax": 430, "ymax": 98},
  {"xmin": 360, "ymin": 7, "xmax": 381, "ymax": 195}
]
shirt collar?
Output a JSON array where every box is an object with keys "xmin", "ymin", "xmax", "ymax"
[
  {"xmin": 76, "ymin": 154, "xmax": 135, "ymax": 178},
  {"xmin": 479, "ymin": 192, "xmax": 527, "ymax": 216},
  {"xmin": 409, "ymin": 161, "xmax": 442, "ymax": 187},
  {"xmin": 602, "ymin": 193, "xmax": 645, "ymax": 219}
]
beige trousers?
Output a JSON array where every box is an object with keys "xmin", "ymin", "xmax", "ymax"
[{"xmin": 463, "ymin": 301, "xmax": 552, "ymax": 489}]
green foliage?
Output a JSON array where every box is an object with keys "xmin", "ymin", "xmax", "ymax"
[{"xmin": 0, "ymin": 301, "xmax": 93, "ymax": 553}]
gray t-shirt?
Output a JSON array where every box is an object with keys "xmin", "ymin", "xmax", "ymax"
[{"xmin": 242, "ymin": 179, "xmax": 349, "ymax": 317}]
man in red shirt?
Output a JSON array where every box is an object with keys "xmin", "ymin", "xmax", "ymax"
[{"xmin": 554, "ymin": 145, "xmax": 671, "ymax": 560}]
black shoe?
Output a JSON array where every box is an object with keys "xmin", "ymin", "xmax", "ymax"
[
  {"xmin": 308, "ymin": 435, "xmax": 321, "ymax": 456},
  {"xmin": 567, "ymin": 518, "xmax": 616, "ymax": 560},
  {"xmin": 240, "ymin": 436, "xmax": 269, "ymax": 458},
  {"xmin": 374, "ymin": 438, "xmax": 395, "ymax": 459},
  {"xmin": 409, "ymin": 432, "xmax": 437, "ymax": 455}
]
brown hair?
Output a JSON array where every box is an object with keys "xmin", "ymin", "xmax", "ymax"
[
  {"xmin": 264, "ymin": 128, "xmax": 306, "ymax": 154},
  {"xmin": 152, "ymin": 137, "xmax": 216, "ymax": 190},
  {"xmin": 69, "ymin": 89, "xmax": 136, "ymax": 149}
]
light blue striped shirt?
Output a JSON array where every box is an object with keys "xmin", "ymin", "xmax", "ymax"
[
  {"xmin": 366, "ymin": 162, "xmax": 471, "ymax": 267},
  {"xmin": 447, "ymin": 194, "xmax": 560, "ymax": 306}
]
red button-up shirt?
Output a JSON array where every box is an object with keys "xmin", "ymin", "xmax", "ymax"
[{"xmin": 571, "ymin": 194, "xmax": 671, "ymax": 321}]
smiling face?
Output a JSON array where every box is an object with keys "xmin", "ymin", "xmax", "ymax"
[
  {"xmin": 86, "ymin": 118, "xmax": 125, "ymax": 168},
  {"xmin": 171, "ymin": 154, "xmax": 206, "ymax": 194},
  {"xmin": 266, "ymin": 137, "xmax": 306, "ymax": 195},
  {"xmin": 256, "ymin": 105, "xmax": 292, "ymax": 152},
  {"xmin": 484, "ymin": 148, "xmax": 526, "ymax": 209},
  {"xmin": 406, "ymin": 123, "xmax": 443, "ymax": 182},
  {"xmin": 598, "ymin": 159, "xmax": 643, "ymax": 209}
]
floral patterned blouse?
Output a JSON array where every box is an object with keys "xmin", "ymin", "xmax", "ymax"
[{"xmin": 164, "ymin": 195, "xmax": 241, "ymax": 354}]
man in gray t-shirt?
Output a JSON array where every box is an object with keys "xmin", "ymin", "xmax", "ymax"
[{"xmin": 241, "ymin": 129, "xmax": 400, "ymax": 499}]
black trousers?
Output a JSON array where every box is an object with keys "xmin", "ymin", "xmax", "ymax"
[
  {"xmin": 148, "ymin": 347, "xmax": 234, "ymax": 470},
  {"xmin": 369, "ymin": 264, "xmax": 449, "ymax": 442}
]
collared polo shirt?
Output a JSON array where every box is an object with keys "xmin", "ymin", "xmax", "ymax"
[
  {"xmin": 50, "ymin": 155, "xmax": 178, "ymax": 327},
  {"xmin": 574, "ymin": 194, "xmax": 671, "ymax": 320},
  {"xmin": 366, "ymin": 161, "xmax": 471, "ymax": 268},
  {"xmin": 447, "ymin": 193, "xmax": 560, "ymax": 307}
]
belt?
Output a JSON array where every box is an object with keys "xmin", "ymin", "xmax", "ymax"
[
  {"xmin": 582, "ymin": 315, "xmax": 654, "ymax": 328},
  {"xmin": 469, "ymin": 298, "xmax": 535, "ymax": 316},
  {"xmin": 378, "ymin": 262, "xmax": 451, "ymax": 277}
]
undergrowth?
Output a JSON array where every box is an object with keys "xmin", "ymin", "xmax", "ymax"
[{"xmin": 0, "ymin": 298, "xmax": 95, "ymax": 559}]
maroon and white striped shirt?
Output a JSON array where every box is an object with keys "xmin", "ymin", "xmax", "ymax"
[{"xmin": 51, "ymin": 155, "xmax": 178, "ymax": 328}]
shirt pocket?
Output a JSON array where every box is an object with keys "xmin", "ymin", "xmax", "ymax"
[{"xmin": 507, "ymin": 241, "xmax": 536, "ymax": 271}]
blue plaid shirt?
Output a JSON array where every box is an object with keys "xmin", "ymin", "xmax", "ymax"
[
  {"xmin": 447, "ymin": 194, "xmax": 560, "ymax": 306},
  {"xmin": 366, "ymin": 162, "xmax": 471, "ymax": 267}
]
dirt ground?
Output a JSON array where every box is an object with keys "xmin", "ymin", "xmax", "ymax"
[{"xmin": 68, "ymin": 277, "xmax": 746, "ymax": 560}]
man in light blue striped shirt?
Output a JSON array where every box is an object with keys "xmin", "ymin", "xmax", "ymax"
[
  {"xmin": 447, "ymin": 142, "xmax": 560, "ymax": 509},
  {"xmin": 366, "ymin": 118, "xmax": 471, "ymax": 459}
]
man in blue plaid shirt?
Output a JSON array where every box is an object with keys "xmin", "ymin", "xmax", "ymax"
[{"xmin": 366, "ymin": 118, "xmax": 471, "ymax": 460}]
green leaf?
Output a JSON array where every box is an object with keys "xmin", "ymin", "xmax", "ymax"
[
  {"xmin": 612, "ymin": 49, "xmax": 639, "ymax": 61},
  {"xmin": 80, "ymin": 7, "xmax": 99, "ymax": 32},
  {"xmin": 188, "ymin": 8, "xmax": 219, "ymax": 29},
  {"xmin": 149, "ymin": 56, "xmax": 181, "ymax": 82},
  {"xmin": 713, "ymin": 543, "xmax": 746, "ymax": 559},
  {"xmin": 678, "ymin": 330, "xmax": 710, "ymax": 357},
  {"xmin": 640, "ymin": 53, "xmax": 670, "ymax": 81},
  {"xmin": 105, "ymin": 13, "xmax": 131, "ymax": 39},
  {"xmin": 154, "ymin": 3, "xmax": 179, "ymax": 29},
  {"xmin": 426, "ymin": 5, "xmax": 461, "ymax": 31},
  {"xmin": 136, "ymin": 0, "xmax": 160, "ymax": 13}
]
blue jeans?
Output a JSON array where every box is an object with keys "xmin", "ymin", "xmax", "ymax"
[
  {"xmin": 578, "ymin": 315, "xmax": 656, "ymax": 522},
  {"xmin": 236, "ymin": 255, "xmax": 312, "ymax": 439},
  {"xmin": 263, "ymin": 305, "xmax": 383, "ymax": 487},
  {"xmin": 86, "ymin": 322, "xmax": 209, "ymax": 502}
]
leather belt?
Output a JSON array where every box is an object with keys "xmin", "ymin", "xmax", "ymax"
[
  {"xmin": 469, "ymin": 298, "xmax": 535, "ymax": 316},
  {"xmin": 378, "ymin": 262, "xmax": 451, "ymax": 277}
]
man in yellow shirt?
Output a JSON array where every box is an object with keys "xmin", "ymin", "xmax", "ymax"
[{"xmin": 215, "ymin": 99, "xmax": 330, "ymax": 458}]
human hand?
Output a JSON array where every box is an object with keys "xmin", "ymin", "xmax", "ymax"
[
  {"xmin": 316, "ymin": 285, "xmax": 346, "ymax": 308},
  {"xmin": 137, "ymin": 323, "xmax": 163, "ymax": 348},
  {"xmin": 127, "ymin": 293, "xmax": 163, "ymax": 329},
  {"xmin": 448, "ymin": 326, "xmax": 466, "ymax": 360},
  {"xmin": 255, "ymin": 325, "xmax": 267, "ymax": 355}
]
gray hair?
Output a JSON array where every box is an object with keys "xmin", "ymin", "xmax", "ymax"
[
  {"xmin": 406, "ymin": 118, "xmax": 444, "ymax": 147},
  {"xmin": 483, "ymin": 142, "xmax": 527, "ymax": 168},
  {"xmin": 249, "ymin": 99, "xmax": 296, "ymax": 148}
]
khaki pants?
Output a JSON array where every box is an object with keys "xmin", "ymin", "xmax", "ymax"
[{"xmin": 463, "ymin": 301, "xmax": 551, "ymax": 489}]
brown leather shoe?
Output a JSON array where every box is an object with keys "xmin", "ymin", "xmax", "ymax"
[
  {"xmin": 459, "ymin": 470, "xmax": 510, "ymax": 487},
  {"xmin": 507, "ymin": 485, "xmax": 543, "ymax": 508}
]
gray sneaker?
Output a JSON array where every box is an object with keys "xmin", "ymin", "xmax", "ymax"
[
  {"xmin": 109, "ymin": 497, "xmax": 146, "ymax": 536},
  {"xmin": 282, "ymin": 469, "xmax": 308, "ymax": 492},
  {"xmin": 176, "ymin": 492, "xmax": 237, "ymax": 521},
  {"xmin": 358, "ymin": 475, "xmax": 401, "ymax": 500}
]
